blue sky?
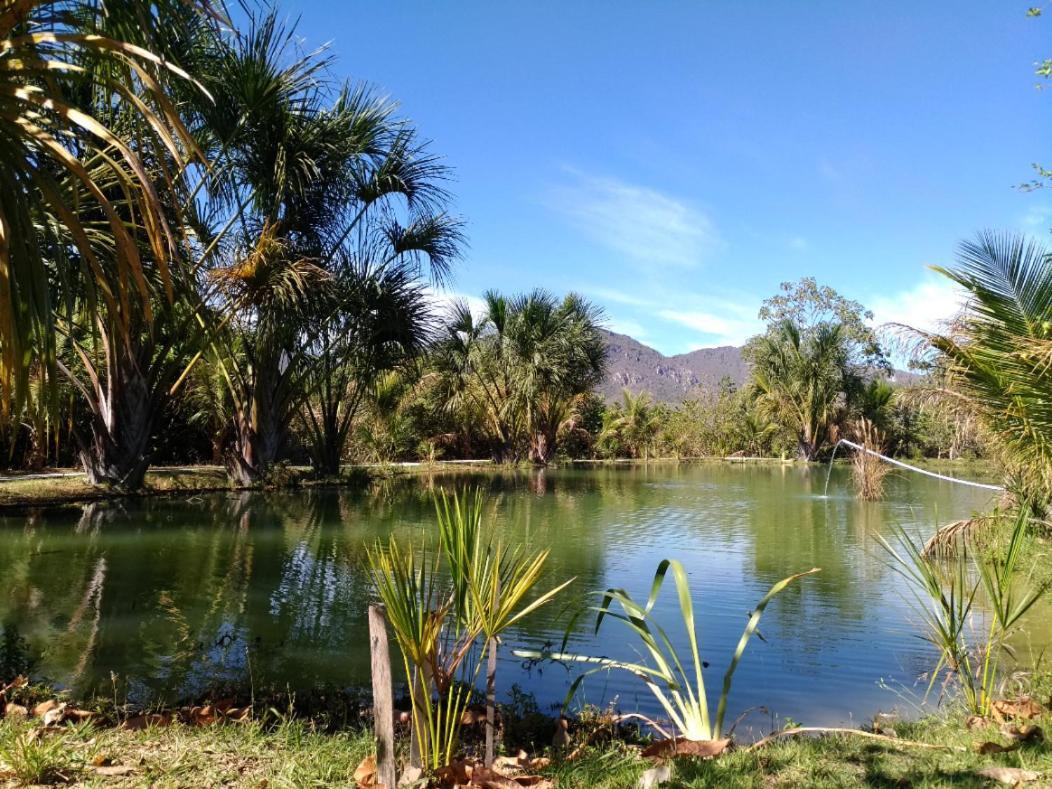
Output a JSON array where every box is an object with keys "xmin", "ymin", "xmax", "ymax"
[{"xmin": 289, "ymin": 1, "xmax": 1049, "ymax": 355}]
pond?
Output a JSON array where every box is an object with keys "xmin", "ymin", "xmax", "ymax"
[{"xmin": 0, "ymin": 462, "xmax": 1034, "ymax": 734}]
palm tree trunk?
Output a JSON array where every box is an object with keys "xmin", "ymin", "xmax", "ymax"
[
  {"xmin": 225, "ymin": 397, "xmax": 284, "ymax": 486},
  {"xmin": 528, "ymin": 428, "xmax": 558, "ymax": 466},
  {"xmin": 75, "ymin": 351, "xmax": 155, "ymax": 491}
]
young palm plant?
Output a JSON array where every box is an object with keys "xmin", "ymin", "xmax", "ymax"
[
  {"xmin": 367, "ymin": 489, "xmax": 572, "ymax": 771},
  {"xmin": 515, "ymin": 559, "xmax": 819, "ymax": 744},
  {"xmin": 600, "ymin": 389, "xmax": 661, "ymax": 460},
  {"xmin": 877, "ymin": 510, "xmax": 1047, "ymax": 716}
]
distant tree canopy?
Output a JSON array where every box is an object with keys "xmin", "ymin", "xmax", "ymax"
[
  {"xmin": 756, "ymin": 277, "xmax": 889, "ymax": 372},
  {"xmin": 742, "ymin": 279, "xmax": 890, "ymax": 460}
]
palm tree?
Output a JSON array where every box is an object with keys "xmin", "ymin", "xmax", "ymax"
[
  {"xmin": 433, "ymin": 290, "xmax": 606, "ymax": 464},
  {"xmin": 299, "ymin": 257, "xmax": 434, "ymax": 474},
  {"xmin": 199, "ymin": 13, "xmax": 460, "ymax": 484},
  {"xmin": 923, "ymin": 231, "xmax": 1052, "ymax": 506},
  {"xmin": 602, "ymin": 389, "xmax": 661, "ymax": 460},
  {"xmin": 0, "ymin": 0, "xmax": 207, "ymax": 415},
  {"xmin": 746, "ymin": 320, "xmax": 852, "ymax": 461}
]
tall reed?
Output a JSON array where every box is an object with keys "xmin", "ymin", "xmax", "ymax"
[{"xmin": 851, "ymin": 418, "xmax": 891, "ymax": 501}]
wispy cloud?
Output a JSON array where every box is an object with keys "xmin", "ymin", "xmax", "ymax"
[
  {"xmin": 657, "ymin": 307, "xmax": 760, "ymax": 348},
  {"xmin": 1021, "ymin": 203, "xmax": 1052, "ymax": 230},
  {"xmin": 818, "ymin": 158, "xmax": 841, "ymax": 182},
  {"xmin": 547, "ymin": 168, "xmax": 722, "ymax": 267},
  {"xmin": 425, "ymin": 286, "xmax": 487, "ymax": 320},
  {"xmin": 868, "ymin": 275, "xmax": 965, "ymax": 336},
  {"xmin": 586, "ymin": 286, "xmax": 652, "ymax": 308},
  {"xmin": 788, "ymin": 236, "xmax": 809, "ymax": 251},
  {"xmin": 606, "ymin": 317, "xmax": 649, "ymax": 339}
]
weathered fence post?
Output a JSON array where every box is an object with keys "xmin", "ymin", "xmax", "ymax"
[{"xmin": 368, "ymin": 604, "xmax": 397, "ymax": 789}]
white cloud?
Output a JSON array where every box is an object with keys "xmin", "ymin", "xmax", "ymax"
[
  {"xmin": 657, "ymin": 307, "xmax": 761, "ymax": 348},
  {"xmin": 868, "ymin": 275, "xmax": 965, "ymax": 336},
  {"xmin": 818, "ymin": 159, "xmax": 841, "ymax": 182},
  {"xmin": 1022, "ymin": 203, "xmax": 1052, "ymax": 230},
  {"xmin": 658, "ymin": 309, "xmax": 732, "ymax": 335},
  {"xmin": 606, "ymin": 317, "xmax": 648, "ymax": 339},
  {"xmin": 547, "ymin": 168, "xmax": 722, "ymax": 268},
  {"xmin": 586, "ymin": 286, "xmax": 652, "ymax": 308},
  {"xmin": 788, "ymin": 236, "xmax": 809, "ymax": 251},
  {"xmin": 425, "ymin": 286, "xmax": 487, "ymax": 320}
]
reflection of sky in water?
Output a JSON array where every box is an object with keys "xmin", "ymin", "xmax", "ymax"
[{"xmin": 0, "ymin": 464, "xmax": 1014, "ymax": 731}]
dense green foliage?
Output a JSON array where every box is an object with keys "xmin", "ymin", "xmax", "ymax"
[
  {"xmin": 923, "ymin": 233, "xmax": 1052, "ymax": 509},
  {"xmin": 0, "ymin": 2, "xmax": 1024, "ymax": 490}
]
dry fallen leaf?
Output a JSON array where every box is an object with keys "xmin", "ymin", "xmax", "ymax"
[
  {"xmin": 974, "ymin": 740, "xmax": 1018, "ymax": 755},
  {"xmin": 32, "ymin": 699, "xmax": 59, "ymax": 718},
  {"xmin": 509, "ymin": 777, "xmax": 552, "ymax": 788},
  {"xmin": 966, "ymin": 715, "xmax": 991, "ymax": 730},
  {"xmin": 434, "ymin": 759, "xmax": 473, "ymax": 785},
  {"xmin": 990, "ymin": 697, "xmax": 1045, "ymax": 724},
  {"xmin": 641, "ymin": 738, "xmax": 731, "ymax": 760},
  {"xmin": 89, "ymin": 765, "xmax": 137, "ymax": 777},
  {"xmin": 353, "ymin": 754, "xmax": 377, "ymax": 788},
  {"xmin": 2, "ymin": 703, "xmax": 28, "ymax": 720},
  {"xmin": 976, "ymin": 766, "xmax": 1041, "ymax": 785}
]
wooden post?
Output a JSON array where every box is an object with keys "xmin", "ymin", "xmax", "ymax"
[
  {"xmin": 484, "ymin": 636, "xmax": 498, "ymax": 767},
  {"xmin": 368, "ymin": 605, "xmax": 397, "ymax": 789}
]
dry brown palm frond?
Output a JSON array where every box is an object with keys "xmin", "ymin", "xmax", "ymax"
[
  {"xmin": 921, "ymin": 516, "xmax": 997, "ymax": 559},
  {"xmin": 208, "ymin": 223, "xmax": 330, "ymax": 313}
]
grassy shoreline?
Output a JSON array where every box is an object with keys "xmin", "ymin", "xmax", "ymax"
[
  {"xmin": 2, "ymin": 673, "xmax": 1051, "ymax": 787},
  {"xmin": 0, "ymin": 462, "xmax": 500, "ymax": 511}
]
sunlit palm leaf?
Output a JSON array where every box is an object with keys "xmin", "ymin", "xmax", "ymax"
[{"xmin": 0, "ymin": 0, "xmax": 206, "ymax": 411}]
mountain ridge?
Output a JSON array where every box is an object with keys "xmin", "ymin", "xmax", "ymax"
[{"xmin": 598, "ymin": 329, "xmax": 749, "ymax": 403}]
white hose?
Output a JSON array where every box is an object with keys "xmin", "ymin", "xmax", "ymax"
[{"xmin": 837, "ymin": 439, "xmax": 1004, "ymax": 492}]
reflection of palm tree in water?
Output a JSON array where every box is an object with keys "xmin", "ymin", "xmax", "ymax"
[{"xmin": 66, "ymin": 557, "xmax": 107, "ymax": 683}]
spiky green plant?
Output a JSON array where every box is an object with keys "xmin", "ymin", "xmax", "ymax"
[
  {"xmin": 367, "ymin": 489, "xmax": 572, "ymax": 771},
  {"xmin": 877, "ymin": 510, "xmax": 1047, "ymax": 716},
  {"xmin": 515, "ymin": 559, "xmax": 818, "ymax": 742}
]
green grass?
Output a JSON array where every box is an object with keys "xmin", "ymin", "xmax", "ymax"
[
  {"xmin": 0, "ymin": 717, "xmax": 373, "ymax": 787},
  {"xmin": 551, "ymin": 704, "xmax": 1052, "ymax": 787},
  {"xmin": 4, "ymin": 687, "xmax": 1052, "ymax": 787}
]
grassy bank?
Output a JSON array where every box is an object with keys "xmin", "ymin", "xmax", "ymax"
[
  {"xmin": 3, "ymin": 674, "xmax": 1051, "ymax": 787},
  {"xmin": 0, "ymin": 462, "xmax": 500, "ymax": 510}
]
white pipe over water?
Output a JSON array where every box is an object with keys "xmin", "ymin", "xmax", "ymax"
[{"xmin": 824, "ymin": 439, "xmax": 1004, "ymax": 495}]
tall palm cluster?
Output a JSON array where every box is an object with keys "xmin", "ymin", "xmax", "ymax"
[
  {"xmin": 0, "ymin": 0, "xmax": 612, "ymax": 484},
  {"xmin": 432, "ymin": 290, "xmax": 607, "ymax": 464},
  {"xmin": 0, "ymin": 1, "xmax": 464, "ymax": 488},
  {"xmin": 746, "ymin": 321, "xmax": 856, "ymax": 461}
]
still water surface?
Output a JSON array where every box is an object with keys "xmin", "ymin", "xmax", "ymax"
[{"xmin": 0, "ymin": 463, "xmax": 1035, "ymax": 732}]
